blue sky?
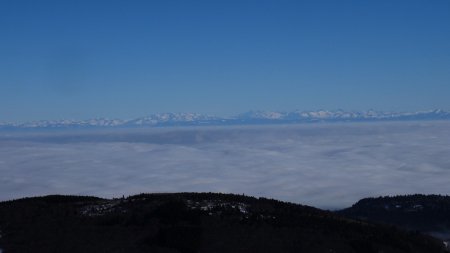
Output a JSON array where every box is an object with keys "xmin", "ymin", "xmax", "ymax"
[{"xmin": 1, "ymin": 0, "xmax": 449, "ymax": 121}]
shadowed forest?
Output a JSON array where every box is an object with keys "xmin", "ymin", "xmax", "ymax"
[{"xmin": 0, "ymin": 193, "xmax": 447, "ymax": 253}]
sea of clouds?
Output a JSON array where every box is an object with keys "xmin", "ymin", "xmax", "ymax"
[{"xmin": 1, "ymin": 121, "xmax": 450, "ymax": 209}]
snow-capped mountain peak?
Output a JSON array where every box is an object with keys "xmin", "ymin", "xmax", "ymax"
[{"xmin": 1, "ymin": 110, "xmax": 449, "ymax": 129}]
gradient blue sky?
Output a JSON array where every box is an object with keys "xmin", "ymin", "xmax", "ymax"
[{"xmin": 1, "ymin": 0, "xmax": 450, "ymax": 121}]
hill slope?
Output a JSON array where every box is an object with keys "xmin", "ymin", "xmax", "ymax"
[
  {"xmin": 0, "ymin": 193, "xmax": 446, "ymax": 253},
  {"xmin": 338, "ymin": 194, "xmax": 450, "ymax": 241}
]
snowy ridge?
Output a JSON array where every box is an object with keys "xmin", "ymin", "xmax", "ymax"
[{"xmin": 1, "ymin": 109, "xmax": 450, "ymax": 129}]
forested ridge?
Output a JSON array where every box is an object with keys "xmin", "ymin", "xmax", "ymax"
[
  {"xmin": 338, "ymin": 194, "xmax": 450, "ymax": 240},
  {"xmin": 0, "ymin": 193, "xmax": 446, "ymax": 253}
]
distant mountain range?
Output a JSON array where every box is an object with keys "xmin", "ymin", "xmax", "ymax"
[{"xmin": 1, "ymin": 109, "xmax": 450, "ymax": 129}]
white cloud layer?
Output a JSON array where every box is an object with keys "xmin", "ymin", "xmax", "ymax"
[{"xmin": 1, "ymin": 121, "xmax": 450, "ymax": 209}]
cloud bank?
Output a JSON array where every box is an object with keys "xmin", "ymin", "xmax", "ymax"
[{"xmin": 1, "ymin": 121, "xmax": 450, "ymax": 209}]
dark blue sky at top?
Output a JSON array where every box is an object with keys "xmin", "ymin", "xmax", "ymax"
[{"xmin": 1, "ymin": 0, "xmax": 449, "ymax": 121}]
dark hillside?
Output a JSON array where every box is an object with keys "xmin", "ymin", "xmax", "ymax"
[
  {"xmin": 0, "ymin": 193, "xmax": 446, "ymax": 253},
  {"xmin": 338, "ymin": 194, "xmax": 450, "ymax": 242}
]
